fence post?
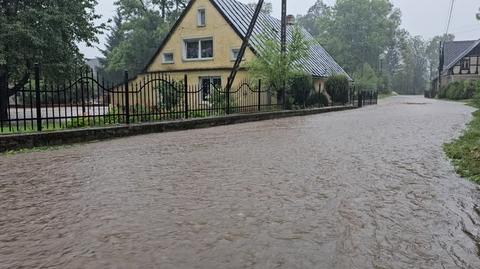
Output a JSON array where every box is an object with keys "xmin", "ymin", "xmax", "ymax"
[
  {"xmin": 80, "ymin": 72, "xmax": 86, "ymax": 118},
  {"xmin": 226, "ymin": 81, "xmax": 231, "ymax": 115},
  {"xmin": 258, "ymin": 79, "xmax": 262, "ymax": 112},
  {"xmin": 303, "ymin": 84, "xmax": 307, "ymax": 109},
  {"xmin": 184, "ymin": 74, "xmax": 189, "ymax": 119},
  {"xmin": 358, "ymin": 90, "xmax": 363, "ymax": 108},
  {"xmin": 124, "ymin": 70, "xmax": 130, "ymax": 125},
  {"xmin": 34, "ymin": 64, "xmax": 42, "ymax": 132}
]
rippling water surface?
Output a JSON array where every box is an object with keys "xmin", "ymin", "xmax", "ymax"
[{"xmin": 1, "ymin": 96, "xmax": 479, "ymax": 268}]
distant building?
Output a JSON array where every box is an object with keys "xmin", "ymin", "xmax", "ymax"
[{"xmin": 431, "ymin": 39, "xmax": 480, "ymax": 94}]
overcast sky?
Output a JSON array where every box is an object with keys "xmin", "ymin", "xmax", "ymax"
[{"xmin": 80, "ymin": 0, "xmax": 480, "ymax": 58}]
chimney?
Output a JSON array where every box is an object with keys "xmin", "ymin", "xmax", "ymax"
[{"xmin": 286, "ymin": 15, "xmax": 295, "ymax": 26}]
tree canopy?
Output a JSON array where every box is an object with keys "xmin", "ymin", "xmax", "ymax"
[
  {"xmin": 101, "ymin": 0, "xmax": 188, "ymax": 79},
  {"xmin": 298, "ymin": 0, "xmax": 455, "ymax": 95},
  {"xmin": 0, "ymin": 0, "xmax": 105, "ymax": 122},
  {"xmin": 247, "ymin": 26, "xmax": 310, "ymax": 96},
  {"xmin": 0, "ymin": 0, "xmax": 104, "ymax": 79}
]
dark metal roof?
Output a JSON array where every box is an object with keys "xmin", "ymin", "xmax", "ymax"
[
  {"xmin": 211, "ymin": 0, "xmax": 350, "ymax": 79},
  {"xmin": 443, "ymin": 39, "xmax": 480, "ymax": 71},
  {"xmin": 443, "ymin": 40, "xmax": 477, "ymax": 70}
]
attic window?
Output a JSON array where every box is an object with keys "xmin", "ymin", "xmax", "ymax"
[
  {"xmin": 184, "ymin": 38, "xmax": 213, "ymax": 60},
  {"xmin": 231, "ymin": 48, "xmax": 240, "ymax": 61},
  {"xmin": 163, "ymin": 53, "xmax": 174, "ymax": 64},
  {"xmin": 461, "ymin": 58, "xmax": 470, "ymax": 70},
  {"xmin": 197, "ymin": 9, "xmax": 206, "ymax": 27}
]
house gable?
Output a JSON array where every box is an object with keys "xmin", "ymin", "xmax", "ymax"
[
  {"xmin": 443, "ymin": 40, "xmax": 480, "ymax": 76},
  {"xmin": 145, "ymin": 0, "xmax": 255, "ymax": 73}
]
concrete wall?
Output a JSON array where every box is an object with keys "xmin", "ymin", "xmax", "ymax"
[{"xmin": 0, "ymin": 106, "xmax": 356, "ymax": 153}]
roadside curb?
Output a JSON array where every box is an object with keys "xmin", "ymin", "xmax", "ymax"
[{"xmin": 0, "ymin": 106, "xmax": 355, "ymax": 152}]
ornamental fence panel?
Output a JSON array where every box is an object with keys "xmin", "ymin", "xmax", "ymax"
[{"xmin": 0, "ymin": 65, "xmax": 377, "ymax": 134}]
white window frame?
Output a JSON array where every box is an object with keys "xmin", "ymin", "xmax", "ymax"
[
  {"xmin": 162, "ymin": 52, "xmax": 174, "ymax": 64},
  {"xmin": 199, "ymin": 76, "xmax": 222, "ymax": 102},
  {"xmin": 183, "ymin": 38, "xmax": 214, "ymax": 61},
  {"xmin": 197, "ymin": 8, "xmax": 206, "ymax": 27}
]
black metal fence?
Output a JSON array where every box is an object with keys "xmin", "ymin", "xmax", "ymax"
[{"xmin": 0, "ymin": 65, "xmax": 377, "ymax": 134}]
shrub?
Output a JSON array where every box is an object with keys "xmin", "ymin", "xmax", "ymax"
[
  {"xmin": 325, "ymin": 74, "xmax": 350, "ymax": 104},
  {"xmin": 354, "ymin": 63, "xmax": 378, "ymax": 92},
  {"xmin": 473, "ymin": 81, "xmax": 480, "ymax": 107},
  {"xmin": 439, "ymin": 80, "xmax": 478, "ymax": 100},
  {"xmin": 306, "ymin": 91, "xmax": 329, "ymax": 107},
  {"xmin": 289, "ymin": 74, "xmax": 315, "ymax": 107},
  {"xmin": 157, "ymin": 81, "xmax": 183, "ymax": 111}
]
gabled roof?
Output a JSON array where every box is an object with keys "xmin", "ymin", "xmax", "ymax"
[
  {"xmin": 211, "ymin": 0, "xmax": 350, "ymax": 79},
  {"xmin": 144, "ymin": 0, "xmax": 349, "ymax": 79},
  {"xmin": 443, "ymin": 39, "xmax": 480, "ymax": 71}
]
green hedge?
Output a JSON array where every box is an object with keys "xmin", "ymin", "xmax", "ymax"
[
  {"xmin": 325, "ymin": 75, "xmax": 349, "ymax": 104},
  {"xmin": 288, "ymin": 74, "xmax": 329, "ymax": 108},
  {"xmin": 438, "ymin": 80, "xmax": 480, "ymax": 100}
]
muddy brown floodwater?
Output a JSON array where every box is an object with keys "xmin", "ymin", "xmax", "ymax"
[{"xmin": 0, "ymin": 96, "xmax": 479, "ymax": 269}]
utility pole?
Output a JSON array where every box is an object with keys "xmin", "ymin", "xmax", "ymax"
[
  {"xmin": 438, "ymin": 41, "xmax": 444, "ymax": 92},
  {"xmin": 281, "ymin": 0, "xmax": 287, "ymax": 109},
  {"xmin": 225, "ymin": 0, "xmax": 264, "ymax": 114}
]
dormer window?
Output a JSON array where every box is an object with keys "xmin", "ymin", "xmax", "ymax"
[{"xmin": 197, "ymin": 9, "xmax": 206, "ymax": 27}]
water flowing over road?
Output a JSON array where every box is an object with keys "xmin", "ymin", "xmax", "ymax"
[{"xmin": 1, "ymin": 96, "xmax": 479, "ymax": 269}]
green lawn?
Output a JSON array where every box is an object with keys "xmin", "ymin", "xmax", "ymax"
[{"xmin": 444, "ymin": 103, "xmax": 480, "ymax": 184}]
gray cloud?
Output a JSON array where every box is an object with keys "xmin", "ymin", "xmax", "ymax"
[{"xmin": 81, "ymin": 0, "xmax": 480, "ymax": 58}]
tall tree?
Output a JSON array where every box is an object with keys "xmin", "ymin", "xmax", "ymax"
[
  {"xmin": 103, "ymin": 0, "xmax": 188, "ymax": 76},
  {"xmin": 99, "ymin": 9, "xmax": 125, "ymax": 82},
  {"xmin": 425, "ymin": 34, "xmax": 455, "ymax": 81},
  {"xmin": 299, "ymin": 0, "xmax": 401, "ymax": 74},
  {"xmin": 247, "ymin": 1, "xmax": 273, "ymax": 15},
  {"xmin": 297, "ymin": 0, "xmax": 330, "ymax": 37},
  {"xmin": 390, "ymin": 34, "xmax": 429, "ymax": 94},
  {"xmin": 0, "ymin": 0, "xmax": 104, "ymax": 122}
]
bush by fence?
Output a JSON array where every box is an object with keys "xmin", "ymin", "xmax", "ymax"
[
  {"xmin": 288, "ymin": 74, "xmax": 329, "ymax": 108},
  {"xmin": 326, "ymin": 75, "xmax": 350, "ymax": 104},
  {"xmin": 438, "ymin": 80, "xmax": 480, "ymax": 100}
]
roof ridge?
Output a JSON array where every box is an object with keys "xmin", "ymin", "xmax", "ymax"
[{"xmin": 445, "ymin": 40, "xmax": 478, "ymax": 44}]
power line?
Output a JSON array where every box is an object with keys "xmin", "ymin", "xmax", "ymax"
[{"xmin": 444, "ymin": 0, "xmax": 455, "ymax": 37}]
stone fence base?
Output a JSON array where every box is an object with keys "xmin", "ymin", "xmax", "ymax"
[{"xmin": 0, "ymin": 106, "xmax": 356, "ymax": 152}]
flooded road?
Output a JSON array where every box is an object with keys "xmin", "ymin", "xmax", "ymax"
[{"xmin": 1, "ymin": 96, "xmax": 479, "ymax": 268}]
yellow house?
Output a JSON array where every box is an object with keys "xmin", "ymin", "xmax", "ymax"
[
  {"xmin": 115, "ymin": 0, "xmax": 349, "ymax": 115},
  {"xmin": 140, "ymin": 0, "xmax": 348, "ymax": 90}
]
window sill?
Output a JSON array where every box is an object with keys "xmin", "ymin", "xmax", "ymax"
[
  {"xmin": 183, "ymin": 58, "xmax": 214, "ymax": 62},
  {"xmin": 162, "ymin": 62, "xmax": 175, "ymax": 65}
]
